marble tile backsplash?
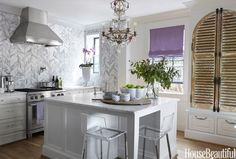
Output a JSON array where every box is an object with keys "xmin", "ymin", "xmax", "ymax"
[{"xmin": 0, "ymin": 10, "xmax": 84, "ymax": 88}]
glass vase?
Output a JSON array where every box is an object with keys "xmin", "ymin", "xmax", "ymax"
[{"xmin": 146, "ymin": 83, "xmax": 159, "ymax": 99}]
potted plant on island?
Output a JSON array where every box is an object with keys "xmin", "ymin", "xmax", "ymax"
[
  {"xmin": 130, "ymin": 59, "xmax": 179, "ymax": 98},
  {"xmin": 79, "ymin": 48, "xmax": 95, "ymax": 86}
]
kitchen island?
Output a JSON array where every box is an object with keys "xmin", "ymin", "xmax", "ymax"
[{"xmin": 42, "ymin": 93, "xmax": 178, "ymax": 159}]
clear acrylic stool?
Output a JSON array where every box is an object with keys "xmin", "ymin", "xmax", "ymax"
[
  {"xmin": 81, "ymin": 114, "xmax": 127, "ymax": 159},
  {"xmin": 139, "ymin": 113, "xmax": 175, "ymax": 159}
]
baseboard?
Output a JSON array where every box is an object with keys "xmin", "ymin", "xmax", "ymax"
[
  {"xmin": 185, "ymin": 129, "xmax": 236, "ymax": 147},
  {"xmin": 42, "ymin": 144, "xmax": 80, "ymax": 159}
]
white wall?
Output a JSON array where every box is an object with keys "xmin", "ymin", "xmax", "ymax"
[
  {"xmin": 118, "ymin": 0, "xmax": 236, "ymax": 131},
  {"xmin": 122, "ymin": 9, "xmax": 191, "ymax": 131}
]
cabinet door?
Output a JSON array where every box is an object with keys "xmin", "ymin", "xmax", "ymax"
[
  {"xmin": 219, "ymin": 10, "xmax": 236, "ymax": 112},
  {"xmin": 0, "ymin": 103, "xmax": 26, "ymax": 120},
  {"xmin": 0, "ymin": 117, "xmax": 26, "ymax": 135},
  {"xmin": 191, "ymin": 11, "xmax": 217, "ymax": 110}
]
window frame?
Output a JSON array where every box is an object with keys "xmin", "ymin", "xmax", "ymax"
[
  {"xmin": 85, "ymin": 34, "xmax": 100, "ymax": 74},
  {"xmin": 93, "ymin": 37, "xmax": 100, "ymax": 73},
  {"xmin": 151, "ymin": 56, "xmax": 184, "ymax": 84}
]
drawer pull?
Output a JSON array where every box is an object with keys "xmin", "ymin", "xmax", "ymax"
[
  {"xmin": 195, "ymin": 116, "xmax": 207, "ymax": 120},
  {"xmin": 225, "ymin": 120, "xmax": 236, "ymax": 125}
]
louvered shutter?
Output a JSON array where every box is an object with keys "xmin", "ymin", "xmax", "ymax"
[
  {"xmin": 219, "ymin": 10, "xmax": 236, "ymax": 112},
  {"xmin": 191, "ymin": 12, "xmax": 216, "ymax": 109}
]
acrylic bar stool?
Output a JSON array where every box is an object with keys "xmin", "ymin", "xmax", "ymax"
[
  {"xmin": 139, "ymin": 113, "xmax": 175, "ymax": 159},
  {"xmin": 81, "ymin": 114, "xmax": 128, "ymax": 159}
]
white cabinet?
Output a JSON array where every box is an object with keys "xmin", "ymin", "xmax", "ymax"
[
  {"xmin": 189, "ymin": 112, "xmax": 215, "ymax": 134},
  {"xmin": 0, "ymin": 93, "xmax": 26, "ymax": 145},
  {"xmin": 217, "ymin": 117, "xmax": 236, "ymax": 138},
  {"xmin": 185, "ymin": 108, "xmax": 236, "ymax": 147}
]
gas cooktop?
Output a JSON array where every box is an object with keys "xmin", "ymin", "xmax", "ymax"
[{"xmin": 15, "ymin": 87, "xmax": 63, "ymax": 92}]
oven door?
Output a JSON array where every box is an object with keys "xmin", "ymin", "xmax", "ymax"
[{"xmin": 28, "ymin": 101, "xmax": 45, "ymax": 131}]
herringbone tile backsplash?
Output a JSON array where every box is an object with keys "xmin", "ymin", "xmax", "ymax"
[{"xmin": 0, "ymin": 10, "xmax": 118, "ymax": 89}]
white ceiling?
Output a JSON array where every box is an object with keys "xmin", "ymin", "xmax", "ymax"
[{"xmin": 0, "ymin": 0, "xmax": 187, "ymax": 25}]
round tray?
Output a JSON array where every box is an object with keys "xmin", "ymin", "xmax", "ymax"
[{"xmin": 101, "ymin": 99, "xmax": 151, "ymax": 105}]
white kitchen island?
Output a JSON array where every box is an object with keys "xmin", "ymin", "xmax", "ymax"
[{"xmin": 42, "ymin": 93, "xmax": 178, "ymax": 159}]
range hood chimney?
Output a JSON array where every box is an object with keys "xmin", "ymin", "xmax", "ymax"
[{"xmin": 10, "ymin": 7, "xmax": 63, "ymax": 47}]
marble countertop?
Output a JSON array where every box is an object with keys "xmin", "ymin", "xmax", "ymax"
[
  {"xmin": 45, "ymin": 93, "xmax": 178, "ymax": 114},
  {"xmin": 0, "ymin": 91, "xmax": 27, "ymax": 96},
  {"xmin": 64, "ymin": 85, "xmax": 95, "ymax": 91}
]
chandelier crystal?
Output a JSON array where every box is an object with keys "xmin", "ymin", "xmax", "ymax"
[{"xmin": 102, "ymin": 0, "xmax": 137, "ymax": 46}]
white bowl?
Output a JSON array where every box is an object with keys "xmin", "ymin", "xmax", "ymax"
[
  {"xmin": 112, "ymin": 94, "xmax": 120, "ymax": 102},
  {"xmin": 128, "ymin": 88, "xmax": 136, "ymax": 100},
  {"xmin": 136, "ymin": 88, "xmax": 147, "ymax": 100},
  {"xmin": 120, "ymin": 93, "xmax": 130, "ymax": 102}
]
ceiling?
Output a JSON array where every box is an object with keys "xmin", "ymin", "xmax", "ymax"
[{"xmin": 0, "ymin": 0, "xmax": 188, "ymax": 25}]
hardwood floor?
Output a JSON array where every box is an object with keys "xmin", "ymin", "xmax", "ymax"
[
  {"xmin": 0, "ymin": 132, "xmax": 47, "ymax": 159},
  {"xmin": 0, "ymin": 131, "xmax": 234, "ymax": 159},
  {"xmin": 176, "ymin": 131, "xmax": 234, "ymax": 159}
]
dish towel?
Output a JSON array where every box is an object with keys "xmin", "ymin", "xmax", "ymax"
[{"xmin": 36, "ymin": 102, "xmax": 45, "ymax": 121}]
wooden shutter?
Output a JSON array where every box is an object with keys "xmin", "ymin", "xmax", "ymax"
[
  {"xmin": 191, "ymin": 12, "xmax": 217, "ymax": 110},
  {"xmin": 219, "ymin": 10, "xmax": 236, "ymax": 112}
]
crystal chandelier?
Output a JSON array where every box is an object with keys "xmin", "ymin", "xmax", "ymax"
[{"xmin": 102, "ymin": 0, "xmax": 137, "ymax": 46}]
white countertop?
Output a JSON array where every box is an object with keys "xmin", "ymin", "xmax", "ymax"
[
  {"xmin": 0, "ymin": 91, "xmax": 27, "ymax": 96},
  {"xmin": 45, "ymin": 93, "xmax": 178, "ymax": 114},
  {"xmin": 64, "ymin": 85, "xmax": 95, "ymax": 91}
]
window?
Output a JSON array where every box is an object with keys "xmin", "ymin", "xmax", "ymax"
[
  {"xmin": 150, "ymin": 56, "xmax": 184, "ymax": 94},
  {"xmin": 149, "ymin": 25, "xmax": 185, "ymax": 94},
  {"xmin": 85, "ymin": 34, "xmax": 100, "ymax": 73}
]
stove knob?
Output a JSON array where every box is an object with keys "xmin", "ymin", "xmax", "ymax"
[
  {"xmin": 35, "ymin": 96, "xmax": 38, "ymax": 100},
  {"xmin": 40, "ymin": 95, "xmax": 44, "ymax": 98},
  {"xmin": 57, "ymin": 94, "xmax": 61, "ymax": 96},
  {"xmin": 30, "ymin": 96, "xmax": 34, "ymax": 100},
  {"xmin": 61, "ymin": 93, "xmax": 64, "ymax": 96},
  {"xmin": 52, "ymin": 94, "xmax": 55, "ymax": 97}
]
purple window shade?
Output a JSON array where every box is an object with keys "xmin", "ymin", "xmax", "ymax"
[{"xmin": 149, "ymin": 25, "xmax": 185, "ymax": 58}]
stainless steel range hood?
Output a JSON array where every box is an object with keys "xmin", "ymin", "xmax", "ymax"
[{"xmin": 10, "ymin": 7, "xmax": 63, "ymax": 47}]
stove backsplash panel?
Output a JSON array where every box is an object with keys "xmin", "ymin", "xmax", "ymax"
[{"xmin": 0, "ymin": 10, "xmax": 84, "ymax": 88}]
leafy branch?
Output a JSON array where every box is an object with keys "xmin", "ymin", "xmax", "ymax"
[{"xmin": 130, "ymin": 59, "xmax": 179, "ymax": 89}]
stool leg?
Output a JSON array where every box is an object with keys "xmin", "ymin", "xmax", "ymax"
[
  {"xmin": 154, "ymin": 141, "xmax": 159, "ymax": 159},
  {"xmin": 82, "ymin": 136, "xmax": 87, "ymax": 159},
  {"xmin": 107, "ymin": 141, "xmax": 110, "ymax": 159},
  {"xmin": 124, "ymin": 133, "xmax": 127, "ymax": 159},
  {"xmin": 166, "ymin": 133, "xmax": 171, "ymax": 159},
  {"xmin": 142, "ymin": 128, "xmax": 147, "ymax": 159},
  {"xmin": 100, "ymin": 139, "xmax": 103, "ymax": 159}
]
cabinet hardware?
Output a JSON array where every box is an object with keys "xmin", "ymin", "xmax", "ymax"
[
  {"xmin": 225, "ymin": 120, "xmax": 236, "ymax": 125},
  {"xmin": 195, "ymin": 116, "xmax": 207, "ymax": 120}
]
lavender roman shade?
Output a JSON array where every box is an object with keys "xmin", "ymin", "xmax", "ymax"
[{"xmin": 149, "ymin": 25, "xmax": 185, "ymax": 57}]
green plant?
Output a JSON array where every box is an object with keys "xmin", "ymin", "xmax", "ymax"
[{"xmin": 130, "ymin": 59, "xmax": 179, "ymax": 97}]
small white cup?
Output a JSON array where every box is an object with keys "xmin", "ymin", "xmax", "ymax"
[
  {"xmin": 112, "ymin": 94, "xmax": 120, "ymax": 102},
  {"xmin": 128, "ymin": 88, "xmax": 136, "ymax": 100},
  {"xmin": 120, "ymin": 93, "xmax": 130, "ymax": 102},
  {"xmin": 136, "ymin": 88, "xmax": 147, "ymax": 100}
]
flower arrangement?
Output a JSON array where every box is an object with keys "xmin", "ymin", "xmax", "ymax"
[{"xmin": 79, "ymin": 48, "xmax": 95, "ymax": 68}]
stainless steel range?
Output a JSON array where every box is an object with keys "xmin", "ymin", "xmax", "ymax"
[{"xmin": 15, "ymin": 88, "xmax": 65, "ymax": 138}]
